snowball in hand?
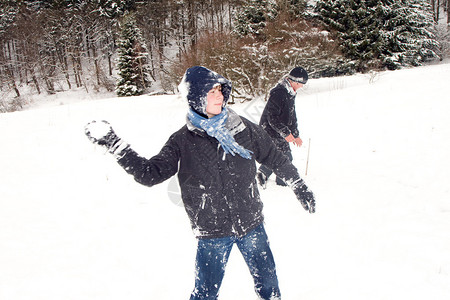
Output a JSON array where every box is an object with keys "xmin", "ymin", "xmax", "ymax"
[{"xmin": 86, "ymin": 120, "xmax": 112, "ymax": 139}]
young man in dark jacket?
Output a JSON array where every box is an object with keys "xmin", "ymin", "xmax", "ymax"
[
  {"xmin": 85, "ymin": 66, "xmax": 315, "ymax": 300},
  {"xmin": 257, "ymin": 67, "xmax": 308, "ymax": 188}
]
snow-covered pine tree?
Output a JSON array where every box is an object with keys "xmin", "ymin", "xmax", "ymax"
[
  {"xmin": 380, "ymin": 0, "xmax": 440, "ymax": 69},
  {"xmin": 95, "ymin": 0, "xmax": 136, "ymax": 18},
  {"xmin": 116, "ymin": 13, "xmax": 151, "ymax": 97},
  {"xmin": 315, "ymin": 0, "xmax": 440, "ymax": 71},
  {"xmin": 0, "ymin": 2, "xmax": 17, "ymax": 37},
  {"xmin": 314, "ymin": 0, "xmax": 385, "ymax": 71},
  {"xmin": 233, "ymin": 0, "xmax": 278, "ymax": 39}
]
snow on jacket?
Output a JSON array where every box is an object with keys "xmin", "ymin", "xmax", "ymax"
[
  {"xmin": 116, "ymin": 67, "xmax": 301, "ymax": 239},
  {"xmin": 259, "ymin": 78, "xmax": 300, "ymax": 143}
]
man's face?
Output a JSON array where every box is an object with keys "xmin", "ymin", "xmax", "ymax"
[
  {"xmin": 205, "ymin": 85, "xmax": 224, "ymax": 118},
  {"xmin": 290, "ymin": 81, "xmax": 304, "ymax": 92}
]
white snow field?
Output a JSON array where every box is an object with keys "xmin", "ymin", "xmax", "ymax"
[{"xmin": 1, "ymin": 63, "xmax": 450, "ymax": 300}]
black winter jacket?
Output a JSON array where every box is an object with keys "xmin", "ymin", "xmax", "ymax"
[
  {"xmin": 259, "ymin": 78, "xmax": 300, "ymax": 145},
  {"xmin": 116, "ymin": 113, "xmax": 301, "ymax": 239}
]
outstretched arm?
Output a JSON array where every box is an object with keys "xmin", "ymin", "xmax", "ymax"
[{"xmin": 85, "ymin": 120, "xmax": 179, "ymax": 187}]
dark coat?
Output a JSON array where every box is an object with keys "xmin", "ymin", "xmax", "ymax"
[
  {"xmin": 116, "ymin": 115, "xmax": 300, "ymax": 239},
  {"xmin": 259, "ymin": 78, "xmax": 300, "ymax": 149},
  {"xmin": 114, "ymin": 66, "xmax": 301, "ymax": 239}
]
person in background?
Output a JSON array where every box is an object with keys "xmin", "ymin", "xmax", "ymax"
[
  {"xmin": 85, "ymin": 66, "xmax": 315, "ymax": 300},
  {"xmin": 257, "ymin": 67, "xmax": 308, "ymax": 189}
]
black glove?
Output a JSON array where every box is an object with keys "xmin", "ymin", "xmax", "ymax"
[
  {"xmin": 293, "ymin": 180, "xmax": 316, "ymax": 213},
  {"xmin": 85, "ymin": 120, "xmax": 125, "ymax": 155}
]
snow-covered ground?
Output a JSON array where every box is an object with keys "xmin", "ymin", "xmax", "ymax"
[{"xmin": 1, "ymin": 63, "xmax": 449, "ymax": 300}]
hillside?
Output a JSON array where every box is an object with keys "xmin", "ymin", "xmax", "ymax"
[{"xmin": 1, "ymin": 63, "xmax": 449, "ymax": 299}]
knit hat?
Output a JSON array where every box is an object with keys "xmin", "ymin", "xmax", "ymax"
[
  {"xmin": 178, "ymin": 66, "xmax": 232, "ymax": 117},
  {"xmin": 286, "ymin": 67, "xmax": 308, "ymax": 84}
]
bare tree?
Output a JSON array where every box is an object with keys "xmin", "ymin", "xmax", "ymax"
[{"xmin": 447, "ymin": 0, "xmax": 450, "ymax": 24}]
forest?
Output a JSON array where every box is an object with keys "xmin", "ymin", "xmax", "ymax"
[{"xmin": 1, "ymin": 0, "xmax": 449, "ymax": 112}]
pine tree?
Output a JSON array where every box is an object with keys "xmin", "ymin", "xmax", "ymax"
[
  {"xmin": 234, "ymin": 0, "xmax": 278, "ymax": 39},
  {"xmin": 0, "ymin": 1, "xmax": 19, "ymax": 39},
  {"xmin": 315, "ymin": 0, "xmax": 385, "ymax": 71},
  {"xmin": 116, "ymin": 14, "xmax": 151, "ymax": 97},
  {"xmin": 381, "ymin": 0, "xmax": 440, "ymax": 69},
  {"xmin": 95, "ymin": 0, "xmax": 137, "ymax": 18},
  {"xmin": 315, "ymin": 0, "xmax": 440, "ymax": 71}
]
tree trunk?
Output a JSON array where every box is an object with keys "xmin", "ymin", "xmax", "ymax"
[
  {"xmin": 447, "ymin": 0, "xmax": 450, "ymax": 24},
  {"xmin": 187, "ymin": 0, "xmax": 197, "ymax": 47},
  {"xmin": 31, "ymin": 73, "xmax": 41, "ymax": 94},
  {"xmin": 432, "ymin": 0, "xmax": 436, "ymax": 21},
  {"xmin": 72, "ymin": 55, "xmax": 80, "ymax": 88},
  {"xmin": 437, "ymin": 0, "xmax": 440, "ymax": 22},
  {"xmin": 92, "ymin": 46, "xmax": 101, "ymax": 86},
  {"xmin": 56, "ymin": 47, "xmax": 71, "ymax": 90},
  {"xmin": 10, "ymin": 79, "xmax": 21, "ymax": 98},
  {"xmin": 108, "ymin": 54, "xmax": 113, "ymax": 76}
]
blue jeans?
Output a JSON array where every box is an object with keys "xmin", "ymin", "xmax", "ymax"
[{"xmin": 190, "ymin": 224, "xmax": 281, "ymax": 300}]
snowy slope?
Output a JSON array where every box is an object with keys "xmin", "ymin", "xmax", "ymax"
[{"xmin": 1, "ymin": 63, "xmax": 450, "ymax": 300}]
